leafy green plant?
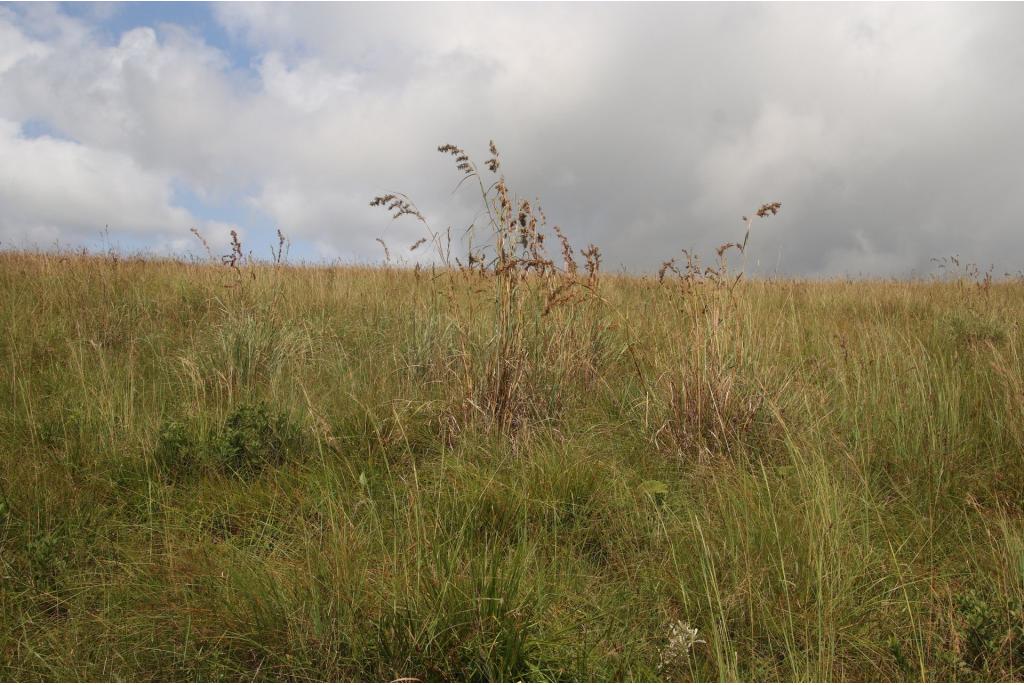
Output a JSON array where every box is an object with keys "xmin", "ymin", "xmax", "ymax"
[
  {"xmin": 952, "ymin": 589, "xmax": 1024, "ymax": 678},
  {"xmin": 153, "ymin": 419, "xmax": 201, "ymax": 482},
  {"xmin": 216, "ymin": 402, "xmax": 304, "ymax": 477},
  {"xmin": 27, "ymin": 530, "xmax": 67, "ymax": 593}
]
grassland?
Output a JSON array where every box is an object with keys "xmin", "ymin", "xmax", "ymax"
[{"xmin": 1, "ymin": 242, "xmax": 1022, "ymax": 681}]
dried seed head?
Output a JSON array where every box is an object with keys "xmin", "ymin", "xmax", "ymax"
[
  {"xmin": 438, "ymin": 143, "xmax": 464, "ymax": 156},
  {"xmin": 370, "ymin": 193, "xmax": 426, "ymax": 222},
  {"xmin": 756, "ymin": 201, "xmax": 782, "ymax": 218},
  {"xmin": 658, "ymin": 258, "xmax": 676, "ymax": 283},
  {"xmin": 190, "ymin": 227, "xmax": 213, "ymax": 259},
  {"xmin": 223, "ymin": 230, "xmax": 242, "ymax": 264},
  {"xmin": 439, "ymin": 143, "xmax": 475, "ymax": 176},
  {"xmin": 716, "ymin": 242, "xmax": 740, "ymax": 257},
  {"xmin": 496, "ymin": 179, "xmax": 511, "ymax": 210},
  {"xmin": 582, "ymin": 244, "xmax": 601, "ymax": 283},
  {"xmin": 486, "ymin": 140, "xmax": 501, "ymax": 173},
  {"xmin": 518, "ymin": 199, "xmax": 531, "ymax": 227},
  {"xmin": 553, "ymin": 226, "xmax": 577, "ymax": 275}
]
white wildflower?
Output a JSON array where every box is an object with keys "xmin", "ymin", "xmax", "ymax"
[{"xmin": 657, "ymin": 620, "xmax": 705, "ymax": 672}]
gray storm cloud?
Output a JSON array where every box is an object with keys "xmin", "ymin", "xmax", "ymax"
[{"xmin": 1, "ymin": 2, "xmax": 1022, "ymax": 276}]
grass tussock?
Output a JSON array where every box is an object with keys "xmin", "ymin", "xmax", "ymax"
[{"xmin": 1, "ymin": 143, "xmax": 1024, "ymax": 681}]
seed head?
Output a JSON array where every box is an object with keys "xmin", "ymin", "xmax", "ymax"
[{"xmin": 486, "ymin": 140, "xmax": 501, "ymax": 173}]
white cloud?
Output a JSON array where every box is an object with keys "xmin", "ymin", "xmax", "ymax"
[
  {"xmin": 0, "ymin": 8, "xmax": 49, "ymax": 73},
  {"xmin": 0, "ymin": 118, "xmax": 197, "ymax": 247},
  {"xmin": 0, "ymin": 3, "xmax": 1022, "ymax": 274},
  {"xmin": 259, "ymin": 52, "xmax": 358, "ymax": 112}
]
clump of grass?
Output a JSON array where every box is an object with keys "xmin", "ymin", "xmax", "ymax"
[
  {"xmin": 941, "ymin": 310, "xmax": 1007, "ymax": 348},
  {"xmin": 657, "ymin": 355, "xmax": 778, "ymax": 459},
  {"xmin": 369, "ymin": 545, "xmax": 545, "ymax": 681},
  {"xmin": 651, "ymin": 203, "xmax": 786, "ymax": 460},
  {"xmin": 371, "ymin": 141, "xmax": 602, "ymax": 437}
]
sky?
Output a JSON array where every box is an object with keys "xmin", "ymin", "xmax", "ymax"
[{"xmin": 1, "ymin": 2, "xmax": 1023, "ymax": 277}]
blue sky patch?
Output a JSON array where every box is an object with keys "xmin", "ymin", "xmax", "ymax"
[{"xmin": 57, "ymin": 2, "xmax": 260, "ymax": 70}]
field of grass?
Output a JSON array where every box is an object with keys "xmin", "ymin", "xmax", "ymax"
[
  {"xmin": 1, "ymin": 243, "xmax": 1022, "ymax": 681},
  {"xmin": 1, "ymin": 144, "xmax": 1022, "ymax": 683}
]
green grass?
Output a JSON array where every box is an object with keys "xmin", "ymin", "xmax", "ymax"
[{"xmin": 1, "ymin": 251, "xmax": 1022, "ymax": 681}]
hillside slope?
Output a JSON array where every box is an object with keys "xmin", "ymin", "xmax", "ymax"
[{"xmin": 1, "ymin": 252, "xmax": 1022, "ymax": 680}]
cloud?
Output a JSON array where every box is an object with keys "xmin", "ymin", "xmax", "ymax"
[
  {"xmin": 0, "ymin": 118, "xmax": 197, "ymax": 248},
  {"xmin": 0, "ymin": 6, "xmax": 49, "ymax": 72},
  {"xmin": 258, "ymin": 52, "xmax": 358, "ymax": 113},
  {"xmin": 0, "ymin": 3, "xmax": 1022, "ymax": 275}
]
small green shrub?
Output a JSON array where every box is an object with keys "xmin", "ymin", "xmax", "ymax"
[
  {"xmin": 153, "ymin": 419, "xmax": 201, "ymax": 482},
  {"xmin": 216, "ymin": 402, "xmax": 304, "ymax": 477},
  {"xmin": 950, "ymin": 588, "xmax": 1024, "ymax": 679},
  {"xmin": 27, "ymin": 530, "xmax": 67, "ymax": 593}
]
